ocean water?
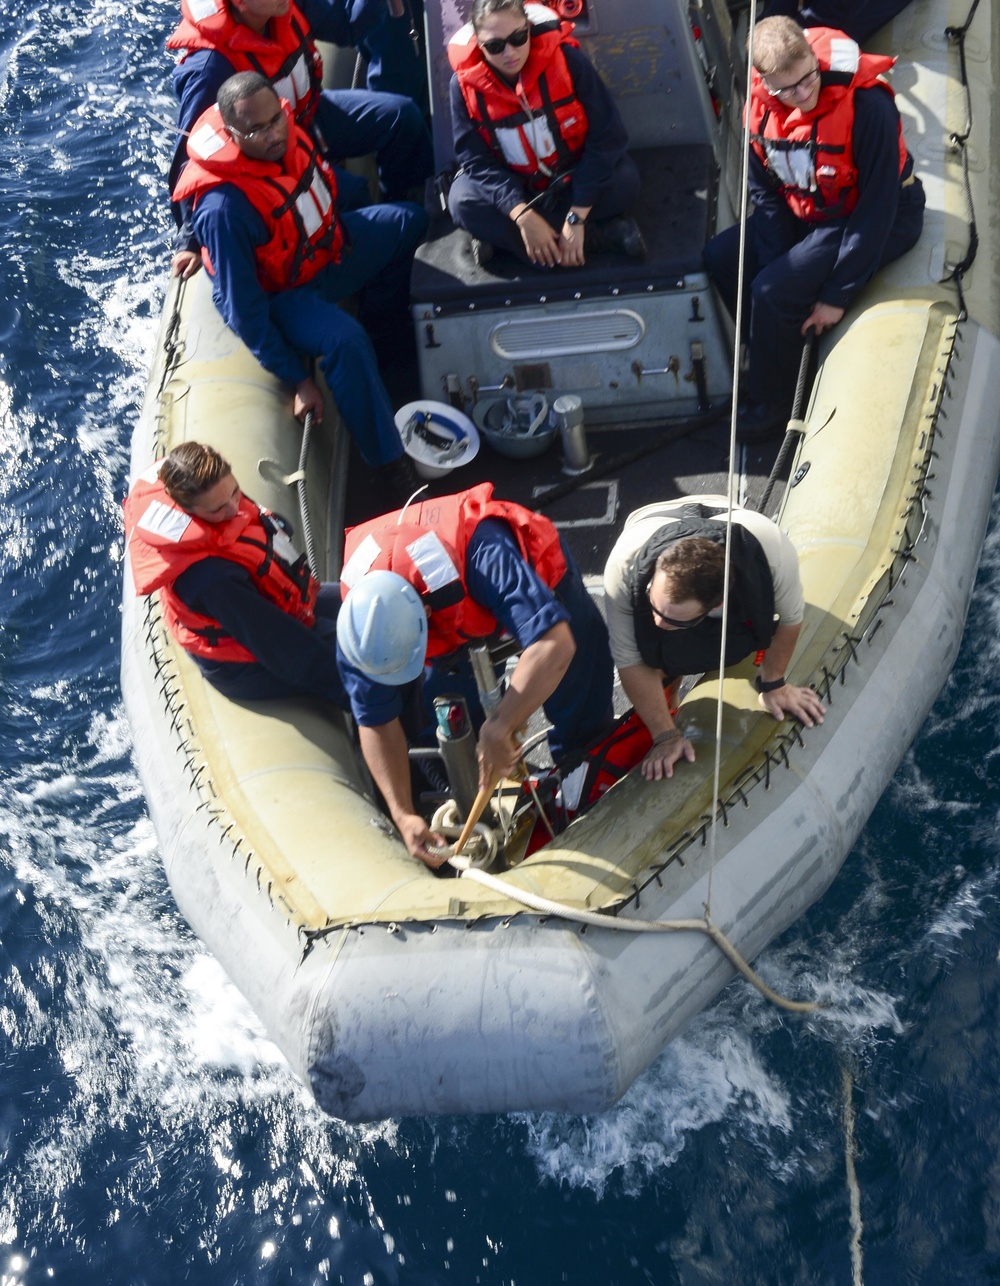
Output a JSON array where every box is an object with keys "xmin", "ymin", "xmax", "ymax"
[{"xmin": 1, "ymin": 1, "xmax": 999, "ymax": 1282}]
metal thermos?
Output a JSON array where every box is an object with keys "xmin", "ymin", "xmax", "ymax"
[
  {"xmin": 552, "ymin": 394, "xmax": 591, "ymax": 474},
  {"xmin": 468, "ymin": 644, "xmax": 503, "ymax": 718},
  {"xmin": 433, "ymin": 695, "xmax": 479, "ymax": 818}
]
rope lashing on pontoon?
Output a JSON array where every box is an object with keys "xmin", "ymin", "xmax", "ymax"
[
  {"xmin": 155, "ymin": 274, "xmax": 188, "ymax": 404},
  {"xmin": 758, "ymin": 330, "xmax": 814, "ymax": 516},
  {"xmin": 297, "ymin": 407, "xmax": 318, "ymax": 572},
  {"xmin": 944, "ymin": 0, "xmax": 982, "ymax": 323}
]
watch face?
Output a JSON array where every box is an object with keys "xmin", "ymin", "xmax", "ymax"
[{"xmin": 567, "ymin": 212, "xmax": 582, "ymax": 225}]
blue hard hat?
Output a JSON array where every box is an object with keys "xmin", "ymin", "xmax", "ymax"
[{"xmin": 337, "ymin": 571, "xmax": 428, "ymax": 686}]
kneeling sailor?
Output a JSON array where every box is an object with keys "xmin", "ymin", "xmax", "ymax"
[{"xmin": 602, "ymin": 498, "xmax": 826, "ymax": 782}]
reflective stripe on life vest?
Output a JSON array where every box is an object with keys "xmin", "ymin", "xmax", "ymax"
[
  {"xmin": 171, "ymin": 101, "xmax": 343, "ymax": 290},
  {"xmin": 747, "ymin": 26, "xmax": 908, "ymax": 222},
  {"xmin": 341, "ymin": 483, "xmax": 568, "ymax": 660}
]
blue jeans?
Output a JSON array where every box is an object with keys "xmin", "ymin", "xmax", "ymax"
[{"xmin": 269, "ymin": 201, "xmax": 428, "ymax": 466}]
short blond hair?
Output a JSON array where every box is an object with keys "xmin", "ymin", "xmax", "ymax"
[{"xmin": 751, "ymin": 17, "xmax": 811, "ymax": 79}]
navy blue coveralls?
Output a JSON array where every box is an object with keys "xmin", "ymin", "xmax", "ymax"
[
  {"xmin": 189, "ymin": 184, "xmax": 427, "ymax": 468},
  {"xmin": 447, "ymin": 44, "xmax": 640, "ymax": 265},
  {"xmin": 762, "ymin": 0, "xmax": 915, "ymax": 46},
  {"xmin": 172, "ymin": 567, "xmax": 348, "ymax": 706},
  {"xmin": 337, "ymin": 520, "xmax": 615, "ymax": 763},
  {"xmin": 357, "ymin": 0, "xmax": 429, "ymax": 114},
  {"xmin": 169, "ymin": 0, "xmax": 433, "ymax": 243},
  {"xmin": 702, "ymin": 87, "xmax": 925, "ymax": 412}
]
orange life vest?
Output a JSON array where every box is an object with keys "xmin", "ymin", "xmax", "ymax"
[
  {"xmin": 124, "ymin": 465, "xmax": 318, "ymax": 664},
  {"xmin": 166, "ymin": 0, "xmax": 322, "ymax": 126},
  {"xmin": 747, "ymin": 26, "xmax": 908, "ymax": 222},
  {"xmin": 448, "ymin": 3, "xmax": 588, "ymax": 188},
  {"xmin": 340, "ymin": 482, "xmax": 568, "ymax": 659},
  {"xmin": 171, "ymin": 101, "xmax": 343, "ymax": 291}
]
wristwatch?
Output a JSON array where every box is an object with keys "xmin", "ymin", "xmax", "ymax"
[
  {"xmin": 755, "ymin": 674, "xmax": 787, "ymax": 693},
  {"xmin": 566, "ymin": 211, "xmax": 586, "ymax": 226}
]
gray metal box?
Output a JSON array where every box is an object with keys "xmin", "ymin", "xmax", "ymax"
[{"xmin": 412, "ymin": 271, "xmax": 732, "ymax": 426}]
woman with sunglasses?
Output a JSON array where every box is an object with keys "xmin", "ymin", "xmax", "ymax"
[
  {"xmin": 446, "ymin": 0, "xmax": 643, "ymax": 269},
  {"xmin": 602, "ymin": 499, "xmax": 825, "ymax": 782}
]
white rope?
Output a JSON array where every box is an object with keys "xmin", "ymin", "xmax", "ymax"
[
  {"xmin": 448, "ymin": 857, "xmax": 821, "ymax": 1014},
  {"xmin": 146, "ymin": 108, "xmax": 189, "ymax": 136},
  {"xmin": 707, "ymin": 3, "xmax": 761, "ymax": 912}
]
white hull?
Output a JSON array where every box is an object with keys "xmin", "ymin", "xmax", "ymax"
[{"xmin": 123, "ymin": 0, "xmax": 1000, "ymax": 1118}]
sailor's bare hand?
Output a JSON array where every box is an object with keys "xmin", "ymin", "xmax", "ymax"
[
  {"xmin": 558, "ymin": 220, "xmax": 585, "ymax": 267},
  {"xmin": 294, "ymin": 376, "xmax": 324, "ymax": 423},
  {"xmin": 802, "ymin": 302, "xmax": 843, "ymax": 336},
  {"xmin": 477, "ymin": 714, "xmax": 519, "ymax": 790},
  {"xmin": 641, "ymin": 731, "xmax": 696, "ymax": 781},
  {"xmin": 396, "ymin": 812, "xmax": 450, "ymax": 867},
  {"xmin": 171, "ymin": 250, "xmax": 201, "ymax": 279},
  {"xmin": 759, "ymin": 683, "xmax": 826, "ymax": 727},
  {"xmin": 517, "ymin": 210, "xmax": 561, "ymax": 268}
]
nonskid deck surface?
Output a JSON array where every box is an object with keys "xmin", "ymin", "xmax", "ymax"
[
  {"xmin": 412, "ymin": 145, "xmax": 716, "ymax": 308},
  {"xmin": 345, "ymin": 382, "xmax": 784, "ymax": 582}
]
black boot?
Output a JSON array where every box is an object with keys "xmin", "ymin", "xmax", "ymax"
[
  {"xmin": 735, "ymin": 400, "xmax": 787, "ymax": 444},
  {"xmin": 380, "ymin": 454, "xmax": 426, "ymax": 506},
  {"xmin": 585, "ymin": 216, "xmax": 647, "ymax": 260}
]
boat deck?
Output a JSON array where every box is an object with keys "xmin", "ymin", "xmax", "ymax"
[{"xmin": 351, "ymin": 360, "xmax": 784, "ymax": 588}]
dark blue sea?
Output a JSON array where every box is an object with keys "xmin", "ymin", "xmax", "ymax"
[{"xmin": 2, "ymin": 2, "xmax": 999, "ymax": 1282}]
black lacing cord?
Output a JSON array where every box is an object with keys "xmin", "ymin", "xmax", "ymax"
[{"xmin": 943, "ymin": 0, "xmax": 982, "ymax": 322}]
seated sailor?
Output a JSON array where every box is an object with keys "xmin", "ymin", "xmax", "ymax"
[
  {"xmin": 602, "ymin": 498, "xmax": 826, "ymax": 782},
  {"xmin": 446, "ymin": 0, "xmax": 644, "ymax": 269},
  {"xmin": 358, "ymin": 0, "xmax": 429, "ymax": 111},
  {"xmin": 123, "ymin": 442, "xmax": 347, "ymax": 707},
  {"xmin": 168, "ymin": 0, "xmax": 434, "ymax": 279},
  {"xmin": 703, "ymin": 17, "xmax": 925, "ymax": 441},
  {"xmin": 335, "ymin": 482, "xmax": 615, "ymax": 865},
  {"xmin": 171, "ymin": 72, "xmax": 425, "ymax": 500}
]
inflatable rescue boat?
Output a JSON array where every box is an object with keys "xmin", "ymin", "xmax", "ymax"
[{"xmin": 122, "ymin": 0, "xmax": 1000, "ymax": 1119}]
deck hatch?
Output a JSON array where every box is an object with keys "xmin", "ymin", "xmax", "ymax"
[{"xmin": 489, "ymin": 310, "xmax": 646, "ymax": 359}]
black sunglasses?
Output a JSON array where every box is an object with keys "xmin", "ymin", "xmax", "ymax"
[
  {"xmin": 479, "ymin": 25, "xmax": 530, "ymax": 55},
  {"xmin": 646, "ymin": 585, "xmax": 708, "ymax": 630}
]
